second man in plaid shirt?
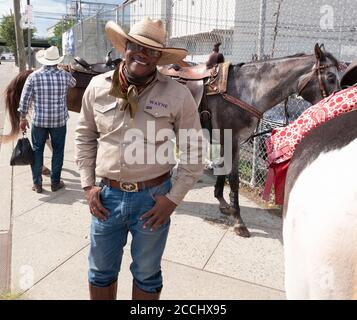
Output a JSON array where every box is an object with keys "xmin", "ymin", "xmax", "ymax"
[{"xmin": 19, "ymin": 46, "xmax": 76, "ymax": 193}]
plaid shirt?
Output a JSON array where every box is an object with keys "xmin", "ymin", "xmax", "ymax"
[{"xmin": 18, "ymin": 65, "xmax": 76, "ymax": 128}]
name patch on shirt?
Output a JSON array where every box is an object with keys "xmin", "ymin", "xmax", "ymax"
[{"xmin": 146, "ymin": 99, "xmax": 168, "ymax": 110}]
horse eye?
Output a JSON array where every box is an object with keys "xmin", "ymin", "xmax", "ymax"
[{"xmin": 326, "ymin": 74, "xmax": 336, "ymax": 83}]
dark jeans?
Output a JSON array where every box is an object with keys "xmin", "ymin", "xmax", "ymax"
[{"xmin": 31, "ymin": 125, "xmax": 67, "ymax": 186}]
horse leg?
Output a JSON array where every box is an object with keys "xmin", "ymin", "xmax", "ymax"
[
  {"xmin": 228, "ymin": 172, "xmax": 250, "ymax": 238},
  {"xmin": 213, "ymin": 142, "xmax": 237, "ymax": 215},
  {"xmin": 228, "ymin": 141, "xmax": 250, "ymax": 237},
  {"xmin": 215, "ymin": 175, "xmax": 232, "ymax": 214}
]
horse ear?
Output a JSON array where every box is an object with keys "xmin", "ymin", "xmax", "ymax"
[{"xmin": 314, "ymin": 43, "xmax": 324, "ymax": 60}]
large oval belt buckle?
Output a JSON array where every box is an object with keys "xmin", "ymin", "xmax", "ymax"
[{"xmin": 120, "ymin": 181, "xmax": 139, "ymax": 192}]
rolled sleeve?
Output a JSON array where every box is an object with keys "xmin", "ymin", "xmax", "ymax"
[
  {"xmin": 18, "ymin": 76, "xmax": 34, "ymax": 115},
  {"xmin": 166, "ymin": 89, "xmax": 205, "ymax": 205},
  {"xmin": 74, "ymin": 81, "xmax": 99, "ymax": 188}
]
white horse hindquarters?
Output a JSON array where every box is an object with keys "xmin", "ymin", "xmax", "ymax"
[{"xmin": 284, "ymin": 138, "xmax": 357, "ymax": 299}]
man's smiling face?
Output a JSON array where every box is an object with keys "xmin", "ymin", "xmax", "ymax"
[{"xmin": 124, "ymin": 41, "xmax": 162, "ymax": 78}]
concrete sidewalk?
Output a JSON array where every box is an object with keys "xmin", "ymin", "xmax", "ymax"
[{"xmin": 1, "ymin": 77, "xmax": 285, "ymax": 300}]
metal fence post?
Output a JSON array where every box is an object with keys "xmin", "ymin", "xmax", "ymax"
[{"xmin": 250, "ymin": 0, "xmax": 267, "ymax": 187}]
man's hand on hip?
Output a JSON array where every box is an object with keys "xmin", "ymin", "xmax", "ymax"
[
  {"xmin": 140, "ymin": 195, "xmax": 177, "ymax": 231},
  {"xmin": 84, "ymin": 186, "xmax": 109, "ymax": 221}
]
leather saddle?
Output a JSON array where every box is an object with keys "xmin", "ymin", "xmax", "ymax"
[
  {"xmin": 158, "ymin": 62, "xmax": 230, "ymax": 107},
  {"xmin": 158, "ymin": 63, "xmax": 218, "ymax": 81},
  {"xmin": 72, "ymin": 56, "xmax": 122, "ymax": 74},
  {"xmin": 69, "ymin": 51, "xmax": 122, "ymax": 89}
]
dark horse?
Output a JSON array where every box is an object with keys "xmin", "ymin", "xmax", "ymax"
[
  {"xmin": 3, "ymin": 45, "xmax": 340, "ymax": 238},
  {"xmin": 202, "ymin": 44, "xmax": 340, "ymax": 237}
]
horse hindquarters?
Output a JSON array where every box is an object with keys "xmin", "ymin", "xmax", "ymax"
[{"xmin": 283, "ymin": 139, "xmax": 357, "ymax": 300}]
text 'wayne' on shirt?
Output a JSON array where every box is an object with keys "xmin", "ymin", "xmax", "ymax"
[
  {"xmin": 18, "ymin": 65, "xmax": 77, "ymax": 128},
  {"xmin": 75, "ymin": 70, "xmax": 205, "ymax": 205}
]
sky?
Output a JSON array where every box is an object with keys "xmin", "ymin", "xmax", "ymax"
[{"xmin": 0, "ymin": 0, "xmax": 122, "ymax": 38}]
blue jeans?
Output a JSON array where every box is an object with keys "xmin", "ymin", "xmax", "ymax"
[
  {"xmin": 31, "ymin": 125, "xmax": 67, "ymax": 186},
  {"xmin": 88, "ymin": 179, "xmax": 172, "ymax": 293}
]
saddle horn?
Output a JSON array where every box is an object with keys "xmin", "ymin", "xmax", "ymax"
[{"xmin": 105, "ymin": 49, "xmax": 113, "ymax": 66}]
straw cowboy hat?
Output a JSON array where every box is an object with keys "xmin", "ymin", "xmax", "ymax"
[
  {"xmin": 36, "ymin": 46, "xmax": 64, "ymax": 65},
  {"xmin": 340, "ymin": 60, "xmax": 357, "ymax": 87},
  {"xmin": 105, "ymin": 17, "xmax": 188, "ymax": 65}
]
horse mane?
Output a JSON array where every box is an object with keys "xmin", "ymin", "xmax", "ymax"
[
  {"xmin": 247, "ymin": 51, "xmax": 339, "ymax": 66},
  {"xmin": 2, "ymin": 69, "xmax": 34, "ymax": 142}
]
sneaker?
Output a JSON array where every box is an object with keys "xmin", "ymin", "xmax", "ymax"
[
  {"xmin": 51, "ymin": 181, "xmax": 65, "ymax": 192},
  {"xmin": 32, "ymin": 184, "xmax": 43, "ymax": 193}
]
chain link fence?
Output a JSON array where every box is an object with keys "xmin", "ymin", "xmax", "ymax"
[{"xmin": 65, "ymin": 0, "xmax": 357, "ymax": 197}]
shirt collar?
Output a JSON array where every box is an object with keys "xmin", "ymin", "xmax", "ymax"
[
  {"xmin": 43, "ymin": 65, "xmax": 57, "ymax": 70},
  {"xmin": 105, "ymin": 67, "xmax": 166, "ymax": 84}
]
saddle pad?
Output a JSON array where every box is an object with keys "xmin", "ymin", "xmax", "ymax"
[
  {"xmin": 263, "ymin": 84, "xmax": 357, "ymax": 205},
  {"xmin": 72, "ymin": 71, "xmax": 96, "ymax": 89},
  {"xmin": 266, "ymin": 84, "xmax": 357, "ymax": 165}
]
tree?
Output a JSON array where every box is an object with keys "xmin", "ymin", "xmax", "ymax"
[
  {"xmin": 49, "ymin": 19, "xmax": 76, "ymax": 52},
  {"xmin": 0, "ymin": 13, "xmax": 36, "ymax": 64}
]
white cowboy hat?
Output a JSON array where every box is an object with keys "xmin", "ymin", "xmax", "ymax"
[
  {"xmin": 340, "ymin": 60, "xmax": 357, "ymax": 87},
  {"xmin": 105, "ymin": 17, "xmax": 188, "ymax": 65},
  {"xmin": 36, "ymin": 46, "xmax": 64, "ymax": 65}
]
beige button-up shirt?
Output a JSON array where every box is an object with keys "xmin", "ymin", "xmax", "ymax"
[{"xmin": 74, "ymin": 69, "xmax": 204, "ymax": 205}]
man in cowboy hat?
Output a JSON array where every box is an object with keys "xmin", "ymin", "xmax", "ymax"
[
  {"xmin": 75, "ymin": 17, "xmax": 204, "ymax": 300},
  {"xmin": 19, "ymin": 46, "xmax": 76, "ymax": 193}
]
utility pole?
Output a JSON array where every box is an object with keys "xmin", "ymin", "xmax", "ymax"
[
  {"xmin": 27, "ymin": 0, "xmax": 32, "ymax": 69},
  {"xmin": 250, "ymin": 0, "xmax": 267, "ymax": 188},
  {"xmin": 13, "ymin": 0, "xmax": 26, "ymax": 71},
  {"xmin": 165, "ymin": 0, "xmax": 173, "ymax": 45}
]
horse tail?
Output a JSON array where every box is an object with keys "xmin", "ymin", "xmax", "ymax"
[{"xmin": 1, "ymin": 70, "xmax": 33, "ymax": 143}]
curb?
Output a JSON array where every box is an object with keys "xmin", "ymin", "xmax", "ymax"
[
  {"xmin": 0, "ymin": 114, "xmax": 14, "ymax": 232},
  {"xmin": 0, "ymin": 114, "xmax": 14, "ymax": 293}
]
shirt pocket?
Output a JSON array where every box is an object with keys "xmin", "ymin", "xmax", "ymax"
[
  {"xmin": 143, "ymin": 106, "xmax": 174, "ymax": 130},
  {"xmin": 94, "ymin": 102, "xmax": 118, "ymax": 133},
  {"xmin": 143, "ymin": 107, "xmax": 175, "ymax": 144}
]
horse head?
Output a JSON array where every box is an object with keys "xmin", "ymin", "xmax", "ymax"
[{"xmin": 297, "ymin": 43, "xmax": 341, "ymax": 105}]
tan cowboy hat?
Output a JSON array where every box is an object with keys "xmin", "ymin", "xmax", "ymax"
[
  {"xmin": 340, "ymin": 60, "xmax": 357, "ymax": 87},
  {"xmin": 105, "ymin": 17, "xmax": 188, "ymax": 65},
  {"xmin": 36, "ymin": 46, "xmax": 64, "ymax": 65}
]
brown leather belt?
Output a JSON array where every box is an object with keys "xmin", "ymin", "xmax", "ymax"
[{"xmin": 102, "ymin": 172, "xmax": 171, "ymax": 192}]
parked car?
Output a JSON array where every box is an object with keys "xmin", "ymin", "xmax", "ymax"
[{"xmin": 0, "ymin": 53, "xmax": 15, "ymax": 60}]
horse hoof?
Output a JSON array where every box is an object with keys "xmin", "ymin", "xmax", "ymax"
[
  {"xmin": 219, "ymin": 206, "xmax": 236, "ymax": 216},
  {"xmin": 234, "ymin": 225, "xmax": 251, "ymax": 238}
]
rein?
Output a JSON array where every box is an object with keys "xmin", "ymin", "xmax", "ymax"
[{"xmin": 298, "ymin": 59, "xmax": 336, "ymax": 98}]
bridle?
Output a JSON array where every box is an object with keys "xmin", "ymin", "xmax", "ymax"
[{"xmin": 297, "ymin": 58, "xmax": 338, "ymax": 99}]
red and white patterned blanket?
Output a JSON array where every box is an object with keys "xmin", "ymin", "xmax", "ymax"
[{"xmin": 263, "ymin": 85, "xmax": 357, "ymax": 204}]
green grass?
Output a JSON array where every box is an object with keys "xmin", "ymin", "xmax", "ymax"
[{"xmin": 0, "ymin": 292, "xmax": 23, "ymax": 300}]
